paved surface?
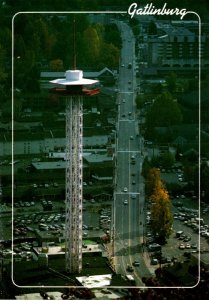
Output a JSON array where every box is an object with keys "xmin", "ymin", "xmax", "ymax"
[{"xmin": 111, "ymin": 21, "xmax": 151, "ymax": 286}]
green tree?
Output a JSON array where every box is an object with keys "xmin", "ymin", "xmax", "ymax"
[
  {"xmin": 100, "ymin": 42, "xmax": 119, "ymax": 69},
  {"xmin": 136, "ymin": 95, "xmax": 146, "ymax": 109},
  {"xmin": 160, "ymin": 151, "xmax": 175, "ymax": 169},
  {"xmin": 0, "ymin": 43, "xmax": 7, "ymax": 81},
  {"xmin": 146, "ymin": 92, "xmax": 182, "ymax": 128},
  {"xmin": 148, "ymin": 20, "xmax": 157, "ymax": 35},
  {"xmin": 200, "ymin": 162, "xmax": 209, "ymax": 203},
  {"xmin": 166, "ymin": 72, "xmax": 177, "ymax": 93},
  {"xmin": 104, "ymin": 24, "xmax": 122, "ymax": 49},
  {"xmin": 49, "ymin": 59, "xmax": 64, "ymax": 71},
  {"xmin": 83, "ymin": 25, "xmax": 101, "ymax": 66},
  {"xmin": 141, "ymin": 156, "xmax": 151, "ymax": 178}
]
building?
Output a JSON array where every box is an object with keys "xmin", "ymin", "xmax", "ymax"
[
  {"xmin": 142, "ymin": 21, "xmax": 209, "ymax": 76},
  {"xmin": 0, "ymin": 131, "xmax": 109, "ymax": 156}
]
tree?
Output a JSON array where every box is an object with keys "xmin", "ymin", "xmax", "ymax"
[
  {"xmin": 146, "ymin": 92, "xmax": 182, "ymax": 128},
  {"xmin": 136, "ymin": 95, "xmax": 146, "ymax": 109},
  {"xmin": 144, "ymin": 168, "xmax": 172, "ymax": 243},
  {"xmin": 200, "ymin": 162, "xmax": 209, "ymax": 203},
  {"xmin": 160, "ymin": 151, "xmax": 175, "ymax": 169},
  {"xmin": 145, "ymin": 167, "xmax": 162, "ymax": 198},
  {"xmin": 83, "ymin": 25, "xmax": 101, "ymax": 66},
  {"xmin": 104, "ymin": 24, "xmax": 122, "ymax": 49},
  {"xmin": 49, "ymin": 59, "xmax": 64, "ymax": 71},
  {"xmin": 141, "ymin": 156, "xmax": 151, "ymax": 178},
  {"xmin": 0, "ymin": 43, "xmax": 7, "ymax": 81},
  {"xmin": 148, "ymin": 20, "xmax": 157, "ymax": 35},
  {"xmin": 166, "ymin": 72, "xmax": 177, "ymax": 93},
  {"xmin": 100, "ymin": 42, "xmax": 119, "ymax": 69},
  {"xmin": 150, "ymin": 182, "xmax": 173, "ymax": 243}
]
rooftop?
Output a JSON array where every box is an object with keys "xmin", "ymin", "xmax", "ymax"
[
  {"xmin": 84, "ymin": 154, "xmax": 113, "ymax": 164},
  {"xmin": 32, "ymin": 161, "xmax": 66, "ymax": 170},
  {"xmin": 76, "ymin": 274, "xmax": 112, "ymax": 288}
]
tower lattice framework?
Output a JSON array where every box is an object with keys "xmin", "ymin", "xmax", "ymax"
[
  {"xmin": 50, "ymin": 69, "xmax": 99, "ymax": 274},
  {"xmin": 65, "ymin": 96, "xmax": 83, "ymax": 273}
]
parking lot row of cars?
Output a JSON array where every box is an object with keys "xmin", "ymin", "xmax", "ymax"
[
  {"xmin": 14, "ymin": 201, "xmax": 35, "ymax": 208},
  {"xmin": 175, "ymin": 204, "xmax": 209, "ymax": 240},
  {"xmin": 99, "ymin": 207, "xmax": 112, "ymax": 233},
  {"xmin": 3, "ymin": 241, "xmax": 34, "ymax": 262}
]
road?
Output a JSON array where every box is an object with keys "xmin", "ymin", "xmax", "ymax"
[{"xmin": 111, "ymin": 21, "xmax": 151, "ymax": 285}]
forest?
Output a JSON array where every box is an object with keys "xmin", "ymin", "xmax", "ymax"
[
  {"xmin": 0, "ymin": 0, "xmax": 209, "ymax": 107},
  {"xmin": 13, "ymin": 14, "xmax": 121, "ymax": 92},
  {"xmin": 0, "ymin": 8, "xmax": 123, "ymax": 105}
]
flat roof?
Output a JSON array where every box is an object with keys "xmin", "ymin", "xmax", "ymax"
[
  {"xmin": 35, "ymin": 244, "xmax": 103, "ymax": 256},
  {"xmin": 15, "ymin": 292, "xmax": 63, "ymax": 300},
  {"xmin": 76, "ymin": 274, "xmax": 112, "ymax": 288},
  {"xmin": 32, "ymin": 161, "xmax": 66, "ymax": 170},
  {"xmin": 84, "ymin": 154, "xmax": 113, "ymax": 164}
]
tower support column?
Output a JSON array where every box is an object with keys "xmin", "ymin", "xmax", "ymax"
[{"xmin": 65, "ymin": 96, "xmax": 83, "ymax": 273}]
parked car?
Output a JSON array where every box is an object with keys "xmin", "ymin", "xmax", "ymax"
[
  {"xmin": 132, "ymin": 260, "xmax": 140, "ymax": 266},
  {"xmin": 151, "ymin": 258, "xmax": 158, "ymax": 265}
]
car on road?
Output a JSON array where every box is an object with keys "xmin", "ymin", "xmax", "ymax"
[
  {"xmin": 132, "ymin": 180, "xmax": 136, "ymax": 185},
  {"xmin": 122, "ymin": 99, "xmax": 126, "ymax": 103},
  {"xmin": 130, "ymin": 136, "xmax": 134, "ymax": 140},
  {"xmin": 123, "ymin": 200, "xmax": 128, "ymax": 205},
  {"xmin": 131, "ymin": 194, "xmax": 136, "ymax": 199},
  {"xmin": 123, "ymin": 187, "xmax": 128, "ymax": 192}
]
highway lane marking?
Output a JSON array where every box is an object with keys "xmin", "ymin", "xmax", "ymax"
[
  {"xmin": 119, "ymin": 91, "xmax": 134, "ymax": 94},
  {"xmin": 117, "ymin": 150, "xmax": 140, "ymax": 153},
  {"xmin": 118, "ymin": 119, "xmax": 136, "ymax": 122},
  {"xmin": 115, "ymin": 192, "xmax": 140, "ymax": 197}
]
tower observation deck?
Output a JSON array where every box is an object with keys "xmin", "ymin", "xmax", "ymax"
[{"xmin": 49, "ymin": 70, "xmax": 99, "ymax": 273}]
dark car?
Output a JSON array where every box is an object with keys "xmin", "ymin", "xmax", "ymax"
[{"xmin": 127, "ymin": 265, "xmax": 134, "ymax": 272}]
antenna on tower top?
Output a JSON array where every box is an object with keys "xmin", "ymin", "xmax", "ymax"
[{"xmin": 73, "ymin": 19, "xmax": 76, "ymax": 70}]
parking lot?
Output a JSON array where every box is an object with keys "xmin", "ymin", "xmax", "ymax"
[
  {"xmin": 1, "ymin": 197, "xmax": 113, "ymax": 263},
  {"xmin": 144, "ymin": 196, "xmax": 209, "ymax": 266}
]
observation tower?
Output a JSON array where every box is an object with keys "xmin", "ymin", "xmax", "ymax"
[{"xmin": 49, "ymin": 69, "xmax": 99, "ymax": 273}]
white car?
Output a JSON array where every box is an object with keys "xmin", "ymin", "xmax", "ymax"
[
  {"xmin": 123, "ymin": 187, "xmax": 128, "ymax": 192},
  {"xmin": 179, "ymin": 243, "xmax": 185, "ymax": 249},
  {"xmin": 123, "ymin": 200, "xmax": 128, "ymax": 205}
]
